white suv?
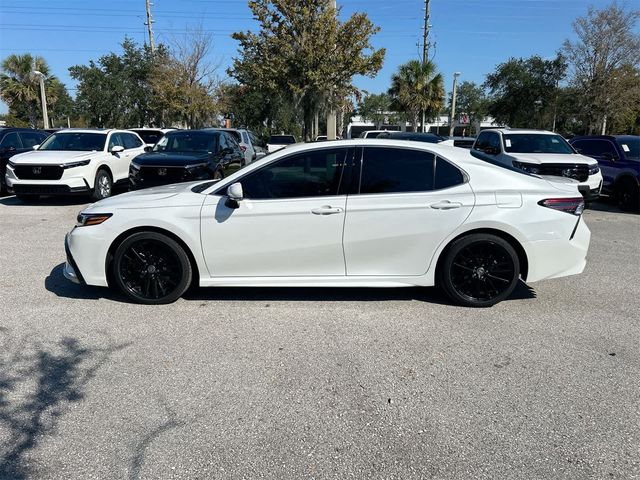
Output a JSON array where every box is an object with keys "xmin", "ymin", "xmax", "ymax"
[
  {"xmin": 6, "ymin": 129, "xmax": 145, "ymax": 201},
  {"xmin": 471, "ymin": 129, "xmax": 603, "ymax": 201}
]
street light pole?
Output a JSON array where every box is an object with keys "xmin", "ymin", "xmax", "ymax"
[
  {"xmin": 326, "ymin": 0, "xmax": 337, "ymax": 140},
  {"xmin": 33, "ymin": 70, "xmax": 49, "ymax": 129},
  {"xmin": 448, "ymin": 72, "xmax": 461, "ymax": 137}
]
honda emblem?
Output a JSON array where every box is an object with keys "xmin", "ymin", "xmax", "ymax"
[
  {"xmin": 32, "ymin": 167, "xmax": 42, "ymax": 175},
  {"xmin": 158, "ymin": 168, "xmax": 167, "ymax": 176}
]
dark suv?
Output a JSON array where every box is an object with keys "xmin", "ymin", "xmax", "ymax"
[
  {"xmin": 0, "ymin": 128, "xmax": 50, "ymax": 194},
  {"xmin": 570, "ymin": 135, "xmax": 640, "ymax": 211}
]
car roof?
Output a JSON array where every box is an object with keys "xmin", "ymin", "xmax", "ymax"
[
  {"xmin": 483, "ymin": 128, "xmax": 558, "ymax": 135},
  {"xmin": 0, "ymin": 127, "xmax": 47, "ymax": 133},
  {"xmin": 128, "ymin": 128, "xmax": 175, "ymax": 132}
]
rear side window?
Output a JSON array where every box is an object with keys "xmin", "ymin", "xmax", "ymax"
[
  {"xmin": 360, "ymin": 147, "xmax": 435, "ymax": 194},
  {"xmin": 227, "ymin": 130, "xmax": 242, "ymax": 143},
  {"xmin": 0, "ymin": 132, "xmax": 22, "ymax": 149},
  {"xmin": 241, "ymin": 131, "xmax": 249, "ymax": 143},
  {"xmin": 19, "ymin": 132, "xmax": 46, "ymax": 148},
  {"xmin": 435, "ymin": 157, "xmax": 465, "ymax": 189}
]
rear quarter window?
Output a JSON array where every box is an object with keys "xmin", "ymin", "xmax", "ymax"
[{"xmin": 435, "ymin": 157, "xmax": 465, "ymax": 189}]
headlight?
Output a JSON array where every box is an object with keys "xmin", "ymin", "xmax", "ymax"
[
  {"xmin": 62, "ymin": 160, "xmax": 91, "ymax": 169},
  {"xmin": 588, "ymin": 164, "xmax": 600, "ymax": 175},
  {"xmin": 76, "ymin": 212, "xmax": 112, "ymax": 227},
  {"xmin": 7, "ymin": 160, "xmax": 16, "ymax": 169},
  {"xmin": 513, "ymin": 161, "xmax": 541, "ymax": 175},
  {"xmin": 185, "ymin": 162, "xmax": 208, "ymax": 170}
]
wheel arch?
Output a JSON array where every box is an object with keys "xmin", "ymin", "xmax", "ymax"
[
  {"xmin": 105, "ymin": 226, "xmax": 201, "ymax": 288},
  {"xmin": 614, "ymin": 172, "xmax": 640, "ymax": 188},
  {"xmin": 93, "ymin": 164, "xmax": 114, "ymax": 187},
  {"xmin": 435, "ymin": 227, "xmax": 529, "ymax": 282}
]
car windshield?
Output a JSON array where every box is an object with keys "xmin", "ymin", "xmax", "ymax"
[
  {"xmin": 39, "ymin": 132, "xmax": 106, "ymax": 152},
  {"xmin": 617, "ymin": 138, "xmax": 640, "ymax": 159},
  {"xmin": 269, "ymin": 135, "xmax": 296, "ymax": 144},
  {"xmin": 153, "ymin": 132, "xmax": 217, "ymax": 153},
  {"xmin": 503, "ymin": 134, "xmax": 574, "ymax": 154},
  {"xmin": 132, "ymin": 130, "xmax": 164, "ymax": 145}
]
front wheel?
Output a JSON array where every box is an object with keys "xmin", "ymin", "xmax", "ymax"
[
  {"xmin": 439, "ymin": 233, "xmax": 520, "ymax": 308},
  {"xmin": 616, "ymin": 178, "xmax": 640, "ymax": 212},
  {"xmin": 112, "ymin": 232, "xmax": 192, "ymax": 304},
  {"xmin": 92, "ymin": 169, "xmax": 112, "ymax": 201}
]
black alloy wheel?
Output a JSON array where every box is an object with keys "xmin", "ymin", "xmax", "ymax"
[
  {"xmin": 616, "ymin": 178, "xmax": 640, "ymax": 212},
  {"xmin": 440, "ymin": 233, "xmax": 520, "ymax": 307},
  {"xmin": 92, "ymin": 169, "xmax": 112, "ymax": 201},
  {"xmin": 112, "ymin": 232, "xmax": 192, "ymax": 304}
]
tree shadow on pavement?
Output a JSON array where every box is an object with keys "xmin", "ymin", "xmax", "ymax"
[{"xmin": 0, "ymin": 331, "xmax": 130, "ymax": 480}]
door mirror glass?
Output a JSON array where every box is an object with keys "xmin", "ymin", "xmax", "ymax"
[
  {"xmin": 144, "ymin": 145, "xmax": 153, "ymax": 152},
  {"xmin": 111, "ymin": 145, "xmax": 125, "ymax": 154}
]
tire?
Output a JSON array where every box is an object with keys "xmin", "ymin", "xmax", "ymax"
[
  {"xmin": 92, "ymin": 169, "xmax": 112, "ymax": 201},
  {"xmin": 112, "ymin": 231, "xmax": 192, "ymax": 305},
  {"xmin": 615, "ymin": 178, "xmax": 640, "ymax": 212},
  {"xmin": 438, "ymin": 233, "xmax": 520, "ymax": 308},
  {"xmin": 16, "ymin": 194, "xmax": 40, "ymax": 202}
]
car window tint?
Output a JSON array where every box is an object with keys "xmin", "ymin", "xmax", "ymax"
[
  {"xmin": 360, "ymin": 147, "xmax": 435, "ymax": 194},
  {"xmin": 226, "ymin": 133, "xmax": 239, "ymax": 149},
  {"xmin": 474, "ymin": 132, "xmax": 490, "ymax": 151},
  {"xmin": 134, "ymin": 130, "xmax": 163, "ymax": 145},
  {"xmin": 122, "ymin": 133, "xmax": 141, "ymax": 149},
  {"xmin": 488, "ymin": 133, "xmax": 501, "ymax": 151},
  {"xmin": 227, "ymin": 130, "xmax": 241, "ymax": 143},
  {"xmin": 219, "ymin": 134, "xmax": 228, "ymax": 150},
  {"xmin": 241, "ymin": 148, "xmax": 348, "ymax": 199},
  {"xmin": 242, "ymin": 131, "xmax": 249, "ymax": 143},
  {"xmin": 108, "ymin": 133, "xmax": 124, "ymax": 149},
  {"xmin": 0, "ymin": 132, "xmax": 22, "ymax": 149},
  {"xmin": 19, "ymin": 132, "xmax": 46, "ymax": 148},
  {"xmin": 434, "ymin": 157, "xmax": 465, "ymax": 189}
]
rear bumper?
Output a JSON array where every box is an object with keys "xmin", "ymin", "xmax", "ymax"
[{"xmin": 525, "ymin": 216, "xmax": 591, "ymax": 283}]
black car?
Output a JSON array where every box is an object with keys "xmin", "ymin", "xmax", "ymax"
[
  {"xmin": 129, "ymin": 130, "xmax": 245, "ymax": 190},
  {"xmin": 570, "ymin": 135, "xmax": 640, "ymax": 211},
  {"xmin": 375, "ymin": 131, "xmax": 445, "ymax": 143},
  {"xmin": 0, "ymin": 127, "xmax": 50, "ymax": 194}
]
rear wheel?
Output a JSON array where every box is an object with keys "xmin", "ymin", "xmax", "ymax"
[
  {"xmin": 439, "ymin": 233, "xmax": 520, "ymax": 307},
  {"xmin": 615, "ymin": 177, "xmax": 640, "ymax": 212},
  {"xmin": 112, "ymin": 232, "xmax": 192, "ymax": 304},
  {"xmin": 92, "ymin": 169, "xmax": 112, "ymax": 201}
]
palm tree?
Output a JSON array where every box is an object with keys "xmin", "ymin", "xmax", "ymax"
[
  {"xmin": 388, "ymin": 60, "xmax": 444, "ymax": 132},
  {"xmin": 0, "ymin": 54, "xmax": 51, "ymax": 127}
]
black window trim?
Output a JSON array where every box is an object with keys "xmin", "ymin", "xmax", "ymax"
[
  {"xmin": 211, "ymin": 145, "xmax": 354, "ymax": 200},
  {"xmin": 353, "ymin": 145, "xmax": 469, "ymax": 196}
]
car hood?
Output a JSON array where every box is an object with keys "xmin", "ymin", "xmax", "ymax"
[
  {"xmin": 507, "ymin": 153, "xmax": 597, "ymax": 165},
  {"xmin": 10, "ymin": 150, "xmax": 97, "ymax": 165},
  {"xmin": 133, "ymin": 152, "xmax": 212, "ymax": 166},
  {"xmin": 84, "ymin": 181, "xmax": 210, "ymax": 212}
]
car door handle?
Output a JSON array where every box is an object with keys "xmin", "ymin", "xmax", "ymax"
[
  {"xmin": 311, "ymin": 206, "xmax": 343, "ymax": 215},
  {"xmin": 430, "ymin": 200, "xmax": 463, "ymax": 210}
]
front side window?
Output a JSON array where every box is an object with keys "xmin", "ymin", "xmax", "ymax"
[
  {"xmin": 240, "ymin": 148, "xmax": 348, "ymax": 199},
  {"xmin": 154, "ymin": 132, "xmax": 218, "ymax": 153},
  {"xmin": 360, "ymin": 147, "xmax": 435, "ymax": 194},
  {"xmin": 617, "ymin": 139, "xmax": 639, "ymax": 160},
  {"xmin": 108, "ymin": 133, "xmax": 125, "ymax": 150},
  {"xmin": 503, "ymin": 134, "xmax": 573, "ymax": 154},
  {"xmin": 573, "ymin": 139, "xmax": 616, "ymax": 158},
  {"xmin": 19, "ymin": 132, "xmax": 46, "ymax": 148},
  {"xmin": 0, "ymin": 132, "xmax": 22, "ymax": 149},
  {"xmin": 39, "ymin": 132, "xmax": 106, "ymax": 152}
]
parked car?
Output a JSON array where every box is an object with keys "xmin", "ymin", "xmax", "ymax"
[
  {"xmin": 376, "ymin": 131, "xmax": 444, "ymax": 143},
  {"xmin": 0, "ymin": 127, "xmax": 49, "ymax": 194},
  {"xmin": 314, "ymin": 135, "xmax": 342, "ymax": 141},
  {"xmin": 5, "ymin": 129, "xmax": 146, "ymax": 201},
  {"xmin": 471, "ymin": 129, "xmax": 603, "ymax": 201},
  {"xmin": 64, "ymin": 139, "xmax": 590, "ymax": 308},
  {"xmin": 569, "ymin": 135, "xmax": 640, "ymax": 211},
  {"xmin": 440, "ymin": 136, "xmax": 476, "ymax": 149},
  {"xmin": 267, "ymin": 134, "xmax": 297, "ymax": 153},
  {"xmin": 128, "ymin": 128, "xmax": 176, "ymax": 149},
  {"xmin": 358, "ymin": 130, "xmax": 392, "ymax": 139},
  {"xmin": 208, "ymin": 128, "xmax": 267, "ymax": 165},
  {"xmin": 129, "ymin": 129, "xmax": 245, "ymax": 190}
]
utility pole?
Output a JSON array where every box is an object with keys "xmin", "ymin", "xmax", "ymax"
[
  {"xmin": 326, "ymin": 0, "xmax": 337, "ymax": 140},
  {"xmin": 145, "ymin": 0, "xmax": 155, "ymax": 53},
  {"xmin": 449, "ymin": 72, "xmax": 461, "ymax": 137},
  {"xmin": 33, "ymin": 70, "xmax": 49, "ymax": 129},
  {"xmin": 420, "ymin": 0, "xmax": 431, "ymax": 133}
]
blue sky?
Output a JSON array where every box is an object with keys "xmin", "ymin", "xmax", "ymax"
[{"xmin": 0, "ymin": 0, "xmax": 624, "ymax": 114}]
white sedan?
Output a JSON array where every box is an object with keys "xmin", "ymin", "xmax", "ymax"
[{"xmin": 64, "ymin": 139, "xmax": 590, "ymax": 307}]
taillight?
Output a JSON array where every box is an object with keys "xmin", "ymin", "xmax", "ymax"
[
  {"xmin": 538, "ymin": 197, "xmax": 585, "ymax": 215},
  {"xmin": 240, "ymin": 145, "xmax": 247, "ymax": 153}
]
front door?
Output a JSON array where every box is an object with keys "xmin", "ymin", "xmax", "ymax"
[
  {"xmin": 343, "ymin": 147, "xmax": 475, "ymax": 276},
  {"xmin": 200, "ymin": 147, "xmax": 352, "ymax": 277}
]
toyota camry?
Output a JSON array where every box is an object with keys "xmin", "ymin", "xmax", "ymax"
[{"xmin": 64, "ymin": 139, "xmax": 590, "ymax": 307}]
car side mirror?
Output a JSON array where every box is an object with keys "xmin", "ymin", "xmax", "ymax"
[
  {"xmin": 111, "ymin": 145, "xmax": 125, "ymax": 154},
  {"xmin": 144, "ymin": 146, "xmax": 153, "ymax": 153},
  {"xmin": 225, "ymin": 182, "xmax": 243, "ymax": 209},
  {"xmin": 32, "ymin": 144, "xmax": 40, "ymax": 150}
]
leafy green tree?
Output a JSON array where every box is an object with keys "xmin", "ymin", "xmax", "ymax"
[
  {"xmin": 449, "ymin": 81, "xmax": 488, "ymax": 135},
  {"xmin": 357, "ymin": 93, "xmax": 392, "ymax": 128},
  {"xmin": 484, "ymin": 55, "xmax": 566, "ymax": 128},
  {"xmin": 388, "ymin": 60, "xmax": 444, "ymax": 131},
  {"xmin": 230, "ymin": 0, "xmax": 385, "ymax": 140},
  {"xmin": 0, "ymin": 53, "xmax": 72, "ymax": 128},
  {"xmin": 562, "ymin": 3, "xmax": 640, "ymax": 134}
]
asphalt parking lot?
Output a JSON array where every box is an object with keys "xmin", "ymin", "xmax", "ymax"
[{"xmin": 0, "ymin": 195, "xmax": 638, "ymax": 479}]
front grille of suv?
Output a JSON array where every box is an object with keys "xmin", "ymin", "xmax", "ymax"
[
  {"xmin": 538, "ymin": 164, "xmax": 589, "ymax": 182},
  {"xmin": 14, "ymin": 165, "xmax": 64, "ymax": 180}
]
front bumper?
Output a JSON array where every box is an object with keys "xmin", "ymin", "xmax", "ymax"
[
  {"xmin": 578, "ymin": 183, "xmax": 602, "ymax": 202},
  {"xmin": 64, "ymin": 233, "xmax": 86, "ymax": 285}
]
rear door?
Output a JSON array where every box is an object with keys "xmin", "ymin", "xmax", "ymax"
[{"xmin": 343, "ymin": 146, "xmax": 474, "ymax": 276}]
